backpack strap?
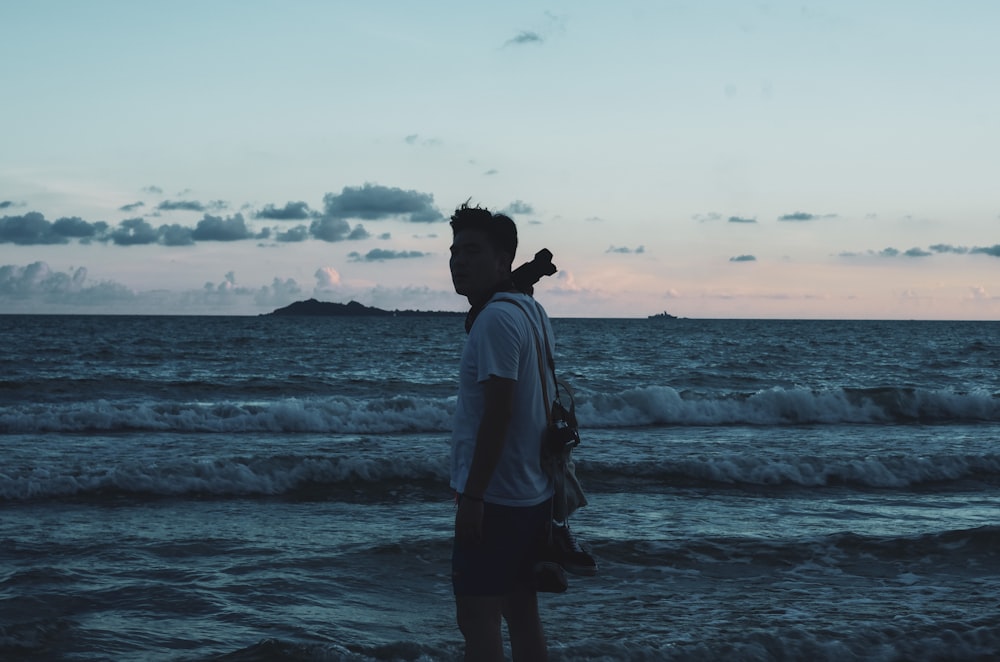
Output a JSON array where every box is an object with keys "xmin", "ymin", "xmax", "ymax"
[
  {"xmin": 492, "ymin": 298, "xmax": 585, "ymax": 524},
  {"xmin": 493, "ymin": 298, "xmax": 577, "ymax": 426},
  {"xmin": 492, "ymin": 297, "xmax": 553, "ymax": 425}
]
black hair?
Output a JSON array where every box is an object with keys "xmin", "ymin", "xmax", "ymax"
[{"xmin": 449, "ymin": 201, "xmax": 518, "ymax": 264}]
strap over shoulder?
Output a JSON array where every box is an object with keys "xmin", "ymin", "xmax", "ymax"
[
  {"xmin": 489, "ymin": 296, "xmax": 575, "ymax": 424},
  {"xmin": 492, "ymin": 298, "xmax": 587, "ymax": 520}
]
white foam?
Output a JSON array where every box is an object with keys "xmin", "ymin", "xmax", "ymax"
[
  {"xmin": 0, "ymin": 452, "xmax": 451, "ymax": 501},
  {"xmin": 2, "ymin": 385, "xmax": 996, "ymax": 435},
  {"xmin": 578, "ymin": 385, "xmax": 1000, "ymax": 427}
]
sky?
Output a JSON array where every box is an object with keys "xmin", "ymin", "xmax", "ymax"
[{"xmin": 1, "ymin": 1, "xmax": 998, "ymax": 319}]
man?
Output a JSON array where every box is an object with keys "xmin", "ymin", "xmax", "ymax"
[{"xmin": 449, "ymin": 202, "xmax": 554, "ymax": 662}]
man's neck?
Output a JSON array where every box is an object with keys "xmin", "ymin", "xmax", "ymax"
[
  {"xmin": 467, "ymin": 279, "xmax": 517, "ymax": 308},
  {"xmin": 463, "ymin": 279, "xmax": 520, "ymax": 334}
]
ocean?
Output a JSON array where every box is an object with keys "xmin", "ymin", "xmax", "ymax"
[{"xmin": 1, "ymin": 313, "xmax": 998, "ymax": 661}]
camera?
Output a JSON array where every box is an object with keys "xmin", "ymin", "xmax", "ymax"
[{"xmin": 511, "ymin": 248, "xmax": 557, "ymax": 295}]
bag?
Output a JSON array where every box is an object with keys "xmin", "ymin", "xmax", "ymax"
[{"xmin": 542, "ymin": 379, "xmax": 587, "ymax": 521}]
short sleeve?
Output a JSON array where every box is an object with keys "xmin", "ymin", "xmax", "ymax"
[{"xmin": 470, "ymin": 304, "xmax": 523, "ymax": 383}]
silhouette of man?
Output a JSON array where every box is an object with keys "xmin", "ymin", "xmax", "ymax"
[{"xmin": 448, "ymin": 202, "xmax": 554, "ymax": 662}]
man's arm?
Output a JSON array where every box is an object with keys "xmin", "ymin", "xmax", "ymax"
[
  {"xmin": 455, "ymin": 376, "xmax": 515, "ymax": 542},
  {"xmin": 463, "ymin": 376, "xmax": 515, "ymax": 498}
]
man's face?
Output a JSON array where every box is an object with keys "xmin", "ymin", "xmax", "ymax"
[{"xmin": 450, "ymin": 230, "xmax": 508, "ymax": 300}]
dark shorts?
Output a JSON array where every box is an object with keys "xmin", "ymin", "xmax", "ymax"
[{"xmin": 451, "ymin": 498, "xmax": 552, "ymax": 597}]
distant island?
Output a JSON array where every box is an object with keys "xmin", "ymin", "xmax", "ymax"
[{"xmin": 264, "ymin": 298, "xmax": 463, "ymax": 317}]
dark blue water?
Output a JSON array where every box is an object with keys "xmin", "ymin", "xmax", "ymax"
[{"xmin": 2, "ymin": 315, "xmax": 999, "ymax": 660}]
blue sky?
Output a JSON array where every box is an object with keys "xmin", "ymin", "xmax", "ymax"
[{"xmin": 2, "ymin": 1, "xmax": 998, "ymax": 318}]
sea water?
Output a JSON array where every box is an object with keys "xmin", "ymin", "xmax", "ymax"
[{"xmin": 1, "ymin": 314, "xmax": 998, "ymax": 661}]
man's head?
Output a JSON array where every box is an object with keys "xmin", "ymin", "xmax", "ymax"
[{"xmin": 449, "ymin": 202, "xmax": 518, "ymax": 303}]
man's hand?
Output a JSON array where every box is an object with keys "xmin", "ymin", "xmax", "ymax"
[{"xmin": 455, "ymin": 497, "xmax": 485, "ymax": 545}]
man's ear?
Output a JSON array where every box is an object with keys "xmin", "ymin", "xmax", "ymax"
[{"xmin": 496, "ymin": 252, "xmax": 513, "ymax": 277}]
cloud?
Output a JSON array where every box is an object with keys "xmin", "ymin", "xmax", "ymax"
[
  {"xmin": 315, "ymin": 267, "xmax": 341, "ymax": 289},
  {"xmin": 0, "ymin": 261, "xmax": 134, "ymax": 304},
  {"xmin": 119, "ymin": 201, "xmax": 145, "ymax": 212},
  {"xmin": 171, "ymin": 271, "xmax": 304, "ymax": 311},
  {"xmin": 778, "ymin": 211, "xmax": 837, "ymax": 222},
  {"xmin": 157, "ymin": 199, "xmax": 227, "ymax": 212},
  {"xmin": 53, "ymin": 216, "xmax": 108, "ymax": 241},
  {"xmin": 191, "ymin": 213, "xmax": 255, "ymax": 241},
  {"xmin": 255, "ymin": 201, "xmax": 313, "ymax": 220},
  {"xmin": 930, "ymin": 244, "xmax": 969, "ymax": 254},
  {"xmin": 321, "ymin": 183, "xmax": 443, "ymax": 223},
  {"xmin": 730, "ymin": 254, "xmax": 757, "ymax": 262},
  {"xmin": 157, "ymin": 200, "xmax": 204, "ymax": 212},
  {"xmin": 693, "ymin": 212, "xmax": 722, "ymax": 223},
  {"xmin": 253, "ymin": 276, "xmax": 303, "ymax": 307},
  {"xmin": 0, "ymin": 261, "xmax": 82, "ymax": 296},
  {"xmin": 309, "ymin": 217, "xmax": 370, "ymax": 242},
  {"xmin": 501, "ymin": 13, "xmax": 565, "ymax": 49},
  {"xmin": 484, "ymin": 169, "xmax": 499, "ymax": 176},
  {"xmin": 0, "ymin": 262, "xmax": 333, "ymax": 314},
  {"xmin": 107, "ymin": 218, "xmax": 196, "ymax": 246},
  {"xmin": 111, "ymin": 218, "xmax": 159, "ymax": 245},
  {"xmin": 874, "ymin": 247, "xmax": 931, "ymax": 258},
  {"xmin": 928, "ymin": 244, "xmax": 999, "ymax": 257},
  {"xmin": 505, "ymin": 30, "xmax": 543, "ymax": 46},
  {"xmin": 347, "ymin": 249, "xmax": 428, "ymax": 262},
  {"xmin": 0, "ymin": 201, "xmax": 16, "ymax": 209},
  {"xmin": 403, "ymin": 134, "xmax": 442, "ymax": 147},
  {"xmin": 728, "ymin": 216, "xmax": 757, "ymax": 224},
  {"xmin": 606, "ymin": 245, "xmax": 645, "ymax": 254},
  {"xmin": 1, "ymin": 212, "xmax": 62, "ymax": 244},
  {"xmin": 969, "ymin": 286, "xmax": 995, "ymax": 301},
  {"xmin": 0, "ymin": 212, "xmax": 97, "ymax": 245},
  {"xmin": 503, "ymin": 200, "xmax": 534, "ymax": 215},
  {"xmin": 841, "ymin": 244, "xmax": 1000, "ymax": 260},
  {"xmin": 778, "ymin": 211, "xmax": 818, "ymax": 221},
  {"xmin": 971, "ymin": 244, "xmax": 1000, "ymax": 257},
  {"xmin": 142, "ymin": 185, "xmax": 163, "ymax": 195},
  {"xmin": 159, "ymin": 224, "xmax": 195, "ymax": 246},
  {"xmin": 275, "ymin": 225, "xmax": 310, "ymax": 242},
  {"xmin": 1, "ymin": 207, "xmax": 368, "ymax": 247}
]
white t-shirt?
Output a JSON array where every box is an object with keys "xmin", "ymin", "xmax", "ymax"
[{"xmin": 450, "ymin": 292, "xmax": 556, "ymax": 507}]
